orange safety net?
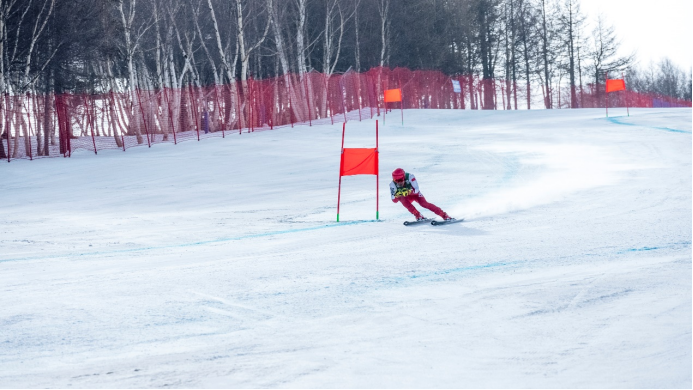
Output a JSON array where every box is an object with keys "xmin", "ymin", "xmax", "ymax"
[
  {"xmin": 606, "ymin": 79, "xmax": 626, "ymax": 93},
  {"xmin": 384, "ymin": 88, "xmax": 402, "ymax": 103},
  {"xmin": 340, "ymin": 148, "xmax": 378, "ymax": 176}
]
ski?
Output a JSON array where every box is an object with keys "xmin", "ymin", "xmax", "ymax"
[
  {"xmin": 431, "ymin": 218, "xmax": 464, "ymax": 226},
  {"xmin": 403, "ymin": 218, "xmax": 433, "ymax": 226}
]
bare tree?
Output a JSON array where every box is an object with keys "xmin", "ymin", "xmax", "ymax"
[
  {"xmin": 655, "ymin": 58, "xmax": 686, "ymax": 99},
  {"xmin": 322, "ymin": 0, "xmax": 350, "ymax": 77},
  {"xmin": 538, "ymin": 0, "xmax": 553, "ymax": 108},
  {"xmin": 116, "ymin": 0, "xmax": 152, "ymax": 143},
  {"xmin": 295, "ymin": 0, "xmax": 309, "ymax": 75},
  {"xmin": 588, "ymin": 14, "xmax": 633, "ymax": 96},
  {"xmin": 376, "ymin": 0, "xmax": 390, "ymax": 67},
  {"xmin": 235, "ymin": 0, "xmax": 271, "ymax": 82},
  {"xmin": 353, "ymin": 0, "xmax": 361, "ymax": 72},
  {"xmin": 558, "ymin": 0, "xmax": 585, "ymax": 108},
  {"xmin": 516, "ymin": 0, "xmax": 537, "ymax": 109},
  {"xmin": 0, "ymin": 0, "xmax": 685, "ymax": 145}
]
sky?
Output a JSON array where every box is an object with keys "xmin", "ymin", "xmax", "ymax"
[{"xmin": 578, "ymin": 0, "xmax": 692, "ymax": 71}]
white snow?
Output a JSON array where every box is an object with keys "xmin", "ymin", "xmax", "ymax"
[{"xmin": 1, "ymin": 107, "xmax": 691, "ymax": 388}]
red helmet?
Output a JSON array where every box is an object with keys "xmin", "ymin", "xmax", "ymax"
[{"xmin": 392, "ymin": 168, "xmax": 405, "ymax": 182}]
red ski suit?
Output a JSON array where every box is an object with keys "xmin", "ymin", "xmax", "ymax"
[{"xmin": 390, "ymin": 173, "xmax": 447, "ymax": 218}]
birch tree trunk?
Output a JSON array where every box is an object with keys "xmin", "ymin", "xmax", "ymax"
[
  {"xmin": 235, "ymin": 0, "xmax": 271, "ymax": 128},
  {"xmin": 354, "ymin": 0, "xmax": 361, "ymax": 72},
  {"xmin": 206, "ymin": 0, "xmax": 241, "ymax": 129},
  {"xmin": 321, "ymin": 0, "xmax": 346, "ymax": 118},
  {"xmin": 295, "ymin": 0, "xmax": 316, "ymax": 122},
  {"xmin": 21, "ymin": 101, "xmax": 31, "ymax": 156},
  {"xmin": 540, "ymin": 0, "xmax": 552, "ymax": 108},
  {"xmin": 105, "ymin": 59, "xmax": 124, "ymax": 148},
  {"xmin": 152, "ymin": 2, "xmax": 170, "ymax": 139},
  {"xmin": 378, "ymin": 0, "xmax": 390, "ymax": 67},
  {"xmin": 269, "ymin": 0, "xmax": 304, "ymax": 122},
  {"xmin": 118, "ymin": 0, "xmax": 144, "ymax": 143}
]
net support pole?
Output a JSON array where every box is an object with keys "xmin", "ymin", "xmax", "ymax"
[
  {"xmin": 352, "ymin": 73, "xmax": 362, "ymax": 122},
  {"xmin": 24, "ymin": 94, "xmax": 33, "ymax": 160},
  {"xmin": 1, "ymin": 93, "xmax": 7, "ymax": 162},
  {"xmin": 605, "ymin": 71, "xmax": 608, "ymax": 118},
  {"xmin": 31, "ymin": 93, "xmax": 41, "ymax": 157},
  {"xmin": 234, "ymin": 82, "xmax": 242, "ymax": 134},
  {"xmin": 623, "ymin": 71, "xmax": 629, "ymax": 117},
  {"xmin": 90, "ymin": 96, "xmax": 98, "ymax": 153},
  {"xmin": 366, "ymin": 74, "xmax": 373, "ymax": 119},
  {"xmin": 376, "ymin": 119, "xmax": 379, "ymax": 220},
  {"xmin": 337, "ymin": 122, "xmax": 346, "ymax": 222},
  {"xmin": 304, "ymin": 75, "xmax": 312, "ymax": 127},
  {"xmin": 190, "ymin": 84, "xmax": 200, "ymax": 140},
  {"xmin": 163, "ymin": 87, "xmax": 177, "ymax": 144},
  {"xmin": 243, "ymin": 77, "xmax": 255, "ymax": 133},
  {"xmin": 288, "ymin": 83, "xmax": 294, "ymax": 128},
  {"xmin": 135, "ymin": 87, "xmax": 151, "ymax": 148},
  {"xmin": 398, "ymin": 80, "xmax": 403, "ymax": 125},
  {"xmin": 324, "ymin": 74, "xmax": 333, "ymax": 125},
  {"xmin": 341, "ymin": 75, "xmax": 347, "ymax": 123},
  {"xmin": 111, "ymin": 91, "xmax": 125, "ymax": 151},
  {"xmin": 400, "ymin": 94, "xmax": 403, "ymax": 126},
  {"xmin": 84, "ymin": 94, "xmax": 98, "ymax": 153},
  {"xmin": 374, "ymin": 74, "xmax": 380, "ymax": 118},
  {"xmin": 55, "ymin": 95, "xmax": 65, "ymax": 157},
  {"xmin": 214, "ymin": 85, "xmax": 225, "ymax": 138}
]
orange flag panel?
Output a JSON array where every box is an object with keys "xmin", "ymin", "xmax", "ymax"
[
  {"xmin": 340, "ymin": 148, "xmax": 378, "ymax": 176},
  {"xmin": 606, "ymin": 79, "xmax": 626, "ymax": 93},
  {"xmin": 384, "ymin": 89, "xmax": 402, "ymax": 103}
]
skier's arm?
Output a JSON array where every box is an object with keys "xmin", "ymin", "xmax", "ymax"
[
  {"xmin": 409, "ymin": 174, "xmax": 421, "ymax": 194},
  {"xmin": 390, "ymin": 182, "xmax": 398, "ymax": 202}
]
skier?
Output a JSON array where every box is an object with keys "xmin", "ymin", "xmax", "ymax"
[{"xmin": 390, "ymin": 168, "xmax": 453, "ymax": 222}]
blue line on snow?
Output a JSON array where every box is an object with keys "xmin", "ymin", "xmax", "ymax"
[
  {"xmin": 607, "ymin": 116, "xmax": 691, "ymax": 134},
  {"xmin": 403, "ymin": 260, "xmax": 521, "ymax": 281},
  {"xmin": 617, "ymin": 241, "xmax": 691, "ymax": 254},
  {"xmin": 387, "ymin": 241, "xmax": 691, "ymax": 284},
  {"xmin": 0, "ymin": 220, "xmax": 380, "ymax": 264},
  {"xmin": 652, "ymin": 126, "xmax": 691, "ymax": 134}
]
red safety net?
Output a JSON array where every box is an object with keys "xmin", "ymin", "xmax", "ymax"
[{"xmin": 1, "ymin": 66, "xmax": 690, "ymax": 162}]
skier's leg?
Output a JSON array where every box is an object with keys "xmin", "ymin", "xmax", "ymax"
[
  {"xmin": 412, "ymin": 194, "xmax": 448, "ymax": 218},
  {"xmin": 399, "ymin": 196, "xmax": 424, "ymax": 219}
]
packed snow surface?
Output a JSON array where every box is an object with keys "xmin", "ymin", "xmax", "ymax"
[{"xmin": 1, "ymin": 108, "xmax": 691, "ymax": 388}]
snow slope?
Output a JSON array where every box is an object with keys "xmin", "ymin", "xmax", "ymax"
[{"xmin": 0, "ymin": 108, "xmax": 690, "ymax": 388}]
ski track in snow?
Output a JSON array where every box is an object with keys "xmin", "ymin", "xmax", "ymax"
[{"xmin": 0, "ymin": 108, "xmax": 690, "ymax": 388}]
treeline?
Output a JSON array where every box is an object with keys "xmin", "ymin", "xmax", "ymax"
[
  {"xmin": 627, "ymin": 59, "xmax": 692, "ymax": 102},
  {"xmin": 0, "ymin": 0, "xmax": 689, "ymax": 109}
]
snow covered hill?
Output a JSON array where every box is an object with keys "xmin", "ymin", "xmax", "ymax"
[{"xmin": 1, "ymin": 108, "xmax": 690, "ymax": 388}]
